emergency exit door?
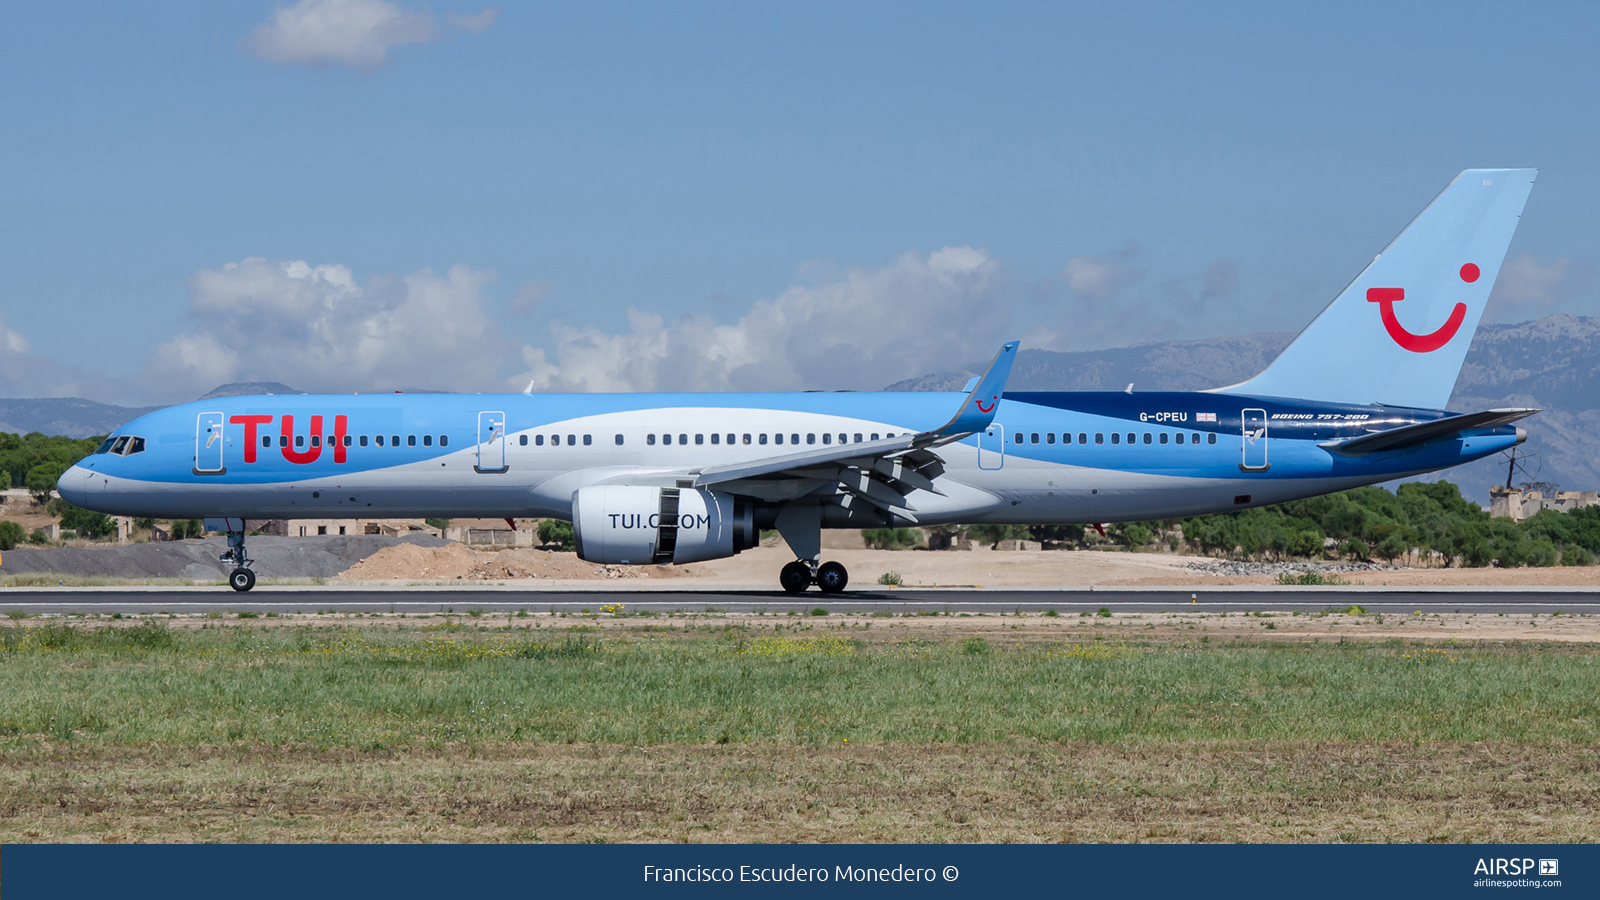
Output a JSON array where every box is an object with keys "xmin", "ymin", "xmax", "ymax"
[
  {"xmin": 194, "ymin": 412, "xmax": 226, "ymax": 475},
  {"xmin": 1239, "ymin": 408, "xmax": 1270, "ymax": 472}
]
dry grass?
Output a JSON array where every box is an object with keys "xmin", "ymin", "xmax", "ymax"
[{"xmin": 2, "ymin": 741, "xmax": 1596, "ymax": 844}]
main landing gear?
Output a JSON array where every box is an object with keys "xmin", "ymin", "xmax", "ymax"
[
  {"xmin": 779, "ymin": 560, "xmax": 849, "ymax": 594},
  {"xmin": 221, "ymin": 523, "xmax": 256, "ymax": 592}
]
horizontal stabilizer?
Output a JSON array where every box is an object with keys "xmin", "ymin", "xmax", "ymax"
[{"xmin": 1319, "ymin": 408, "xmax": 1539, "ymax": 457}]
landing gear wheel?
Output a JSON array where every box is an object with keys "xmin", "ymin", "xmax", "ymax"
[
  {"xmin": 779, "ymin": 561, "xmax": 812, "ymax": 594},
  {"xmin": 815, "ymin": 561, "xmax": 848, "ymax": 594},
  {"xmin": 229, "ymin": 568, "xmax": 256, "ymax": 592}
]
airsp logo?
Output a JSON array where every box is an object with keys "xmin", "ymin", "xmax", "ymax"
[{"xmin": 1473, "ymin": 858, "xmax": 1547, "ymax": 876}]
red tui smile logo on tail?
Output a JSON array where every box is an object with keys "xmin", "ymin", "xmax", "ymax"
[
  {"xmin": 975, "ymin": 397, "xmax": 997, "ymax": 413},
  {"xmin": 1367, "ymin": 264, "xmax": 1478, "ymax": 353}
]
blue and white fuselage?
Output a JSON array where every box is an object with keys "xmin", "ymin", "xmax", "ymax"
[{"xmin": 57, "ymin": 389, "xmax": 1521, "ymax": 526}]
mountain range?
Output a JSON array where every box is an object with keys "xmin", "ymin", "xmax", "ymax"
[{"xmin": 3, "ymin": 316, "xmax": 1594, "ymax": 503}]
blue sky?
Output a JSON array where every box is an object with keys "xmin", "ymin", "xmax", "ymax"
[{"xmin": 2, "ymin": 1, "xmax": 1597, "ymax": 404}]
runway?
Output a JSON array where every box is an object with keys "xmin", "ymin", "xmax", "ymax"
[{"xmin": 2, "ymin": 586, "xmax": 1598, "ymax": 615}]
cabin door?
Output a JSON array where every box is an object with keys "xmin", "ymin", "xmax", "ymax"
[
  {"xmin": 978, "ymin": 424, "xmax": 1005, "ymax": 470},
  {"xmin": 475, "ymin": 411, "xmax": 508, "ymax": 473},
  {"xmin": 194, "ymin": 412, "xmax": 226, "ymax": 475},
  {"xmin": 1239, "ymin": 408, "xmax": 1270, "ymax": 472}
]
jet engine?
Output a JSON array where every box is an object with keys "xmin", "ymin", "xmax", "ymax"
[{"xmin": 571, "ymin": 485, "xmax": 757, "ymax": 565}]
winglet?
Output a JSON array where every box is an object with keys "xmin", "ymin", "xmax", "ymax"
[{"xmin": 927, "ymin": 341, "xmax": 1019, "ymax": 438}]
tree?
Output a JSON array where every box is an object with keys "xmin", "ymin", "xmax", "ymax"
[
  {"xmin": 537, "ymin": 519, "xmax": 575, "ymax": 551},
  {"xmin": 0, "ymin": 520, "xmax": 23, "ymax": 550},
  {"xmin": 26, "ymin": 463, "xmax": 64, "ymax": 506},
  {"xmin": 56, "ymin": 503, "xmax": 114, "ymax": 539}
]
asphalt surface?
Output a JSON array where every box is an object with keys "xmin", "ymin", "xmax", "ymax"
[{"xmin": 2, "ymin": 587, "xmax": 1598, "ymax": 615}]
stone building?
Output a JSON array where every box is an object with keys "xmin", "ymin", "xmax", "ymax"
[{"xmin": 1489, "ymin": 487, "xmax": 1600, "ymax": 521}]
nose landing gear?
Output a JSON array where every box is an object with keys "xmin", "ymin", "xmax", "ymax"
[
  {"xmin": 778, "ymin": 560, "xmax": 849, "ymax": 594},
  {"xmin": 220, "ymin": 521, "xmax": 257, "ymax": 592}
]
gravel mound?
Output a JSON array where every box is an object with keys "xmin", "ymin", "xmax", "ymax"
[
  {"xmin": 339, "ymin": 544, "xmax": 700, "ymax": 581},
  {"xmin": 1182, "ymin": 559, "xmax": 1407, "ymax": 577},
  {"xmin": 0, "ymin": 534, "xmax": 449, "ymax": 580}
]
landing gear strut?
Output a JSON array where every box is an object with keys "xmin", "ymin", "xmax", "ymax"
[
  {"xmin": 778, "ymin": 559, "xmax": 849, "ymax": 594},
  {"xmin": 221, "ymin": 521, "xmax": 256, "ymax": 592}
]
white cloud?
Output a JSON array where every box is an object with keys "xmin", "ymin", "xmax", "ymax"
[
  {"xmin": 243, "ymin": 0, "xmax": 499, "ymax": 70},
  {"xmin": 509, "ymin": 279, "xmax": 554, "ymax": 310},
  {"xmin": 144, "ymin": 257, "xmax": 515, "ymax": 399},
  {"xmin": 0, "ymin": 311, "xmax": 112, "ymax": 401},
  {"xmin": 1061, "ymin": 246, "xmax": 1143, "ymax": 300},
  {"xmin": 1487, "ymin": 253, "xmax": 1596, "ymax": 321},
  {"xmin": 518, "ymin": 246, "xmax": 1014, "ymax": 392}
]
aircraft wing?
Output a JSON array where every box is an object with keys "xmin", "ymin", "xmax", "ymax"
[
  {"xmin": 1318, "ymin": 408, "xmax": 1539, "ymax": 457},
  {"xmin": 686, "ymin": 341, "xmax": 1020, "ymax": 523}
]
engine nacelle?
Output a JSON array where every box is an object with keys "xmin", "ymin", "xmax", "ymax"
[{"xmin": 571, "ymin": 486, "xmax": 756, "ymax": 565}]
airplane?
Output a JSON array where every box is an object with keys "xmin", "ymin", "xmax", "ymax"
[{"xmin": 58, "ymin": 168, "xmax": 1539, "ymax": 593}]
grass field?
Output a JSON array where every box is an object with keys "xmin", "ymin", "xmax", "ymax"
[{"xmin": 1, "ymin": 611, "xmax": 1597, "ymax": 842}]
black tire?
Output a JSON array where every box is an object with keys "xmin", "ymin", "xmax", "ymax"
[
  {"xmin": 816, "ymin": 561, "xmax": 848, "ymax": 594},
  {"xmin": 779, "ymin": 561, "xmax": 812, "ymax": 593},
  {"xmin": 229, "ymin": 568, "xmax": 256, "ymax": 592}
]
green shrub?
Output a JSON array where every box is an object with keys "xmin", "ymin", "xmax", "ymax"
[
  {"xmin": 0, "ymin": 520, "xmax": 23, "ymax": 550},
  {"xmin": 961, "ymin": 637, "xmax": 990, "ymax": 655},
  {"xmin": 1561, "ymin": 544, "xmax": 1594, "ymax": 566},
  {"xmin": 537, "ymin": 519, "xmax": 575, "ymax": 551},
  {"xmin": 876, "ymin": 571, "xmax": 902, "ymax": 586},
  {"xmin": 809, "ymin": 607, "xmax": 829, "ymax": 616},
  {"xmin": 861, "ymin": 528, "xmax": 922, "ymax": 551}
]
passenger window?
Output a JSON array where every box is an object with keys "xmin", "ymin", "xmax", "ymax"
[
  {"xmin": 870, "ymin": 433, "xmax": 879, "ymax": 441},
  {"xmin": 1079, "ymin": 433, "xmax": 1088, "ymax": 444},
  {"xmin": 536, "ymin": 435, "xmax": 544, "ymax": 446},
  {"xmin": 423, "ymin": 435, "xmax": 433, "ymax": 447},
  {"xmin": 519, "ymin": 435, "xmax": 527, "ymax": 446},
  {"xmin": 726, "ymin": 434, "xmax": 735, "ymax": 444},
  {"xmin": 1046, "ymin": 433, "xmax": 1055, "ymax": 444},
  {"xmin": 822, "ymin": 433, "xmax": 832, "ymax": 445},
  {"xmin": 759, "ymin": 434, "xmax": 768, "ymax": 445},
  {"xmin": 1143, "ymin": 433, "xmax": 1151, "ymax": 444},
  {"xmin": 711, "ymin": 433, "xmax": 720, "ymax": 445},
  {"xmin": 1095, "ymin": 433, "xmax": 1104, "ymax": 444},
  {"xmin": 375, "ymin": 435, "xmax": 384, "ymax": 447},
  {"xmin": 360, "ymin": 435, "xmax": 369, "ymax": 447},
  {"xmin": 695, "ymin": 434, "xmax": 704, "ymax": 445},
  {"xmin": 311, "ymin": 435, "xmax": 321, "ymax": 448},
  {"xmin": 743, "ymin": 434, "xmax": 752, "ymax": 444},
  {"xmin": 391, "ymin": 435, "xmax": 400, "ymax": 447},
  {"xmin": 263, "ymin": 436, "xmax": 272, "ymax": 448},
  {"xmin": 567, "ymin": 435, "xmax": 576, "ymax": 446},
  {"xmin": 584, "ymin": 435, "xmax": 593, "ymax": 446},
  {"xmin": 439, "ymin": 435, "xmax": 448, "ymax": 447},
  {"xmin": 1013, "ymin": 432, "xmax": 1023, "ymax": 444},
  {"xmin": 1207, "ymin": 433, "xmax": 1217, "ymax": 444},
  {"xmin": 1127, "ymin": 433, "xmax": 1136, "ymax": 444},
  {"xmin": 1193, "ymin": 433, "xmax": 1201, "ymax": 444},
  {"xmin": 807, "ymin": 433, "xmax": 816, "ymax": 444},
  {"xmin": 407, "ymin": 435, "xmax": 417, "ymax": 447},
  {"xmin": 1110, "ymin": 432, "xmax": 1120, "ymax": 444},
  {"xmin": 129, "ymin": 437, "xmax": 146, "ymax": 454},
  {"xmin": 1031, "ymin": 432, "xmax": 1040, "ymax": 444},
  {"xmin": 1173, "ymin": 433, "xmax": 1181, "ymax": 444},
  {"xmin": 616, "ymin": 434, "xmax": 625, "ymax": 445},
  {"xmin": 296, "ymin": 435, "xmax": 305, "ymax": 448},
  {"xmin": 839, "ymin": 434, "xmax": 847, "ymax": 444},
  {"xmin": 1159, "ymin": 433, "xmax": 1168, "ymax": 444},
  {"xmin": 344, "ymin": 435, "xmax": 353, "ymax": 447},
  {"xmin": 648, "ymin": 434, "xmax": 656, "ymax": 445},
  {"xmin": 854, "ymin": 434, "xmax": 862, "ymax": 443},
  {"xmin": 774, "ymin": 433, "xmax": 783, "ymax": 445},
  {"xmin": 791, "ymin": 433, "xmax": 800, "ymax": 444},
  {"xmin": 675, "ymin": 434, "xmax": 684, "ymax": 445}
]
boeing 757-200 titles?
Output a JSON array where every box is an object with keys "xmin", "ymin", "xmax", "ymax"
[{"xmin": 58, "ymin": 169, "xmax": 1540, "ymax": 592}]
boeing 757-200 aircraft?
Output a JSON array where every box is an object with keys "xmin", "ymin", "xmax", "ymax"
[{"xmin": 58, "ymin": 169, "xmax": 1539, "ymax": 593}]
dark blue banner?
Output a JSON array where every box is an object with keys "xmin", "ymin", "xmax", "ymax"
[{"xmin": 5, "ymin": 844, "xmax": 1592, "ymax": 899}]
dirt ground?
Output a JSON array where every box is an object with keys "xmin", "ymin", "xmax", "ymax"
[
  {"xmin": 5, "ymin": 741, "xmax": 1594, "ymax": 844},
  {"xmin": 333, "ymin": 543, "xmax": 1600, "ymax": 588}
]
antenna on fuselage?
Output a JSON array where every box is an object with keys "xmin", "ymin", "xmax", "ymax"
[{"xmin": 1124, "ymin": 383, "xmax": 1134, "ymax": 394}]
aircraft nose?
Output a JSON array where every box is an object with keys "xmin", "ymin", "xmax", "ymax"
[{"xmin": 56, "ymin": 464, "xmax": 91, "ymax": 507}]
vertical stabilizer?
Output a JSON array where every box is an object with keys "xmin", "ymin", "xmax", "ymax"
[{"xmin": 1218, "ymin": 168, "xmax": 1536, "ymax": 409}]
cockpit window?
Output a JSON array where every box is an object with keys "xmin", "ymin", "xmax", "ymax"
[
  {"xmin": 127, "ymin": 437, "xmax": 146, "ymax": 455},
  {"xmin": 111, "ymin": 436, "xmax": 131, "ymax": 454},
  {"xmin": 94, "ymin": 437, "xmax": 116, "ymax": 454}
]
